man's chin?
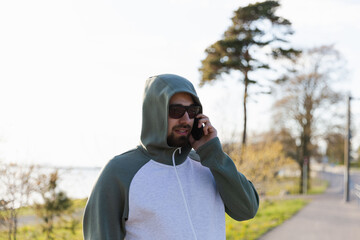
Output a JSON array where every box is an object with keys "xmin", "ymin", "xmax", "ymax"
[{"xmin": 167, "ymin": 135, "xmax": 190, "ymax": 147}]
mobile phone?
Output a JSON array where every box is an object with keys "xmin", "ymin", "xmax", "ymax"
[{"xmin": 191, "ymin": 117, "xmax": 204, "ymax": 140}]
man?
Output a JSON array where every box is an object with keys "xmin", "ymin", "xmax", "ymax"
[{"xmin": 83, "ymin": 74, "xmax": 259, "ymax": 240}]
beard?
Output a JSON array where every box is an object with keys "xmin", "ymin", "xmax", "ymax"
[{"xmin": 167, "ymin": 125, "xmax": 191, "ymax": 147}]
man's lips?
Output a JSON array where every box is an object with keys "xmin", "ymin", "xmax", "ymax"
[
  {"xmin": 175, "ymin": 129, "xmax": 190, "ymax": 136},
  {"xmin": 173, "ymin": 125, "xmax": 191, "ymax": 136}
]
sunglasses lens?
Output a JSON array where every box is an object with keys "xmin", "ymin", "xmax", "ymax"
[
  {"xmin": 169, "ymin": 105, "xmax": 201, "ymax": 119},
  {"xmin": 187, "ymin": 106, "xmax": 200, "ymax": 118},
  {"xmin": 169, "ymin": 106, "xmax": 186, "ymax": 119}
]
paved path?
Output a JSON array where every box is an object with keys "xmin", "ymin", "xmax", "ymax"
[{"xmin": 259, "ymin": 171, "xmax": 360, "ymax": 240}]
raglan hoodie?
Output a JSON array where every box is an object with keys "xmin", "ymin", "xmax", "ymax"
[{"xmin": 83, "ymin": 74, "xmax": 259, "ymax": 240}]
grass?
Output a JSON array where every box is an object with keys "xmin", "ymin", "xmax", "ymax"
[
  {"xmin": 1, "ymin": 198, "xmax": 308, "ymax": 240},
  {"xmin": 225, "ymin": 176, "xmax": 327, "ymax": 240},
  {"xmin": 71, "ymin": 198, "xmax": 88, "ymax": 209},
  {"xmin": 2, "ymin": 183, "xmax": 318, "ymax": 240},
  {"xmin": 226, "ymin": 198, "xmax": 309, "ymax": 240},
  {"xmin": 307, "ymin": 177, "xmax": 329, "ymax": 195},
  {"xmin": 0, "ymin": 224, "xmax": 83, "ymax": 240},
  {"xmin": 261, "ymin": 177, "xmax": 328, "ymax": 196},
  {"xmin": 10, "ymin": 198, "xmax": 88, "ymax": 218},
  {"xmin": 15, "ymin": 205, "xmax": 35, "ymax": 217},
  {"xmin": 0, "ymin": 198, "xmax": 88, "ymax": 240},
  {"xmin": 350, "ymin": 162, "xmax": 360, "ymax": 170}
]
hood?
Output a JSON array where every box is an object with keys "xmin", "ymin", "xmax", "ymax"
[{"xmin": 139, "ymin": 74, "xmax": 202, "ymax": 165}]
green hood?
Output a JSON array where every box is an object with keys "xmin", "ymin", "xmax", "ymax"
[{"xmin": 139, "ymin": 74, "xmax": 202, "ymax": 165}]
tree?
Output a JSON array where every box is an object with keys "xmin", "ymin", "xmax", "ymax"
[
  {"xmin": 199, "ymin": 0, "xmax": 299, "ymax": 146},
  {"xmin": 324, "ymin": 131, "xmax": 345, "ymax": 165},
  {"xmin": 0, "ymin": 163, "xmax": 36, "ymax": 240},
  {"xmin": 272, "ymin": 45, "xmax": 345, "ymax": 193},
  {"xmin": 34, "ymin": 170, "xmax": 73, "ymax": 240}
]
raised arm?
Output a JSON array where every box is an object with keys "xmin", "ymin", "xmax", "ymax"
[{"xmin": 196, "ymin": 137, "xmax": 259, "ymax": 220}]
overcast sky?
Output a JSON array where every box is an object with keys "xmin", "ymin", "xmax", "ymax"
[{"xmin": 1, "ymin": 0, "xmax": 359, "ymax": 167}]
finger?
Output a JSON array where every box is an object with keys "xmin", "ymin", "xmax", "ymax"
[
  {"xmin": 203, "ymin": 122, "xmax": 213, "ymax": 135},
  {"xmin": 195, "ymin": 114, "xmax": 208, "ymax": 121},
  {"xmin": 194, "ymin": 114, "xmax": 214, "ymax": 132},
  {"xmin": 203, "ymin": 125, "xmax": 209, "ymax": 135},
  {"xmin": 197, "ymin": 117, "xmax": 210, "ymax": 128},
  {"xmin": 196, "ymin": 113, "xmax": 207, "ymax": 118}
]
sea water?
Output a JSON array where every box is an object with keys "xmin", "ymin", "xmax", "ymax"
[{"xmin": 57, "ymin": 167, "xmax": 102, "ymax": 199}]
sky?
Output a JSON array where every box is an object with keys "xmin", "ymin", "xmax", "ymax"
[{"xmin": 1, "ymin": 0, "xmax": 360, "ymax": 168}]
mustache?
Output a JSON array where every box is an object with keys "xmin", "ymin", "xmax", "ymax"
[{"xmin": 172, "ymin": 124, "xmax": 192, "ymax": 130}]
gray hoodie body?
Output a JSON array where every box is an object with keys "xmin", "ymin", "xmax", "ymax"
[{"xmin": 83, "ymin": 74, "xmax": 259, "ymax": 240}]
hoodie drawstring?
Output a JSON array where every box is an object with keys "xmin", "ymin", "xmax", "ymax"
[{"xmin": 172, "ymin": 148, "xmax": 198, "ymax": 240}]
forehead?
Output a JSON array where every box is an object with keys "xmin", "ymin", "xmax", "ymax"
[{"xmin": 169, "ymin": 92, "xmax": 194, "ymax": 105}]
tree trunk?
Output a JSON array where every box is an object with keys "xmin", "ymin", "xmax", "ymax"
[
  {"xmin": 242, "ymin": 74, "xmax": 248, "ymax": 146},
  {"xmin": 8, "ymin": 222, "xmax": 11, "ymax": 240},
  {"xmin": 8, "ymin": 210, "xmax": 15, "ymax": 240},
  {"xmin": 14, "ymin": 214, "xmax": 17, "ymax": 240},
  {"xmin": 299, "ymin": 121, "xmax": 312, "ymax": 193},
  {"xmin": 299, "ymin": 159, "xmax": 304, "ymax": 194},
  {"xmin": 239, "ymin": 73, "xmax": 249, "ymax": 164},
  {"xmin": 304, "ymin": 101, "xmax": 312, "ymax": 191}
]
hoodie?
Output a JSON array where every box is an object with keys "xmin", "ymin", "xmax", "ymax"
[{"xmin": 83, "ymin": 74, "xmax": 259, "ymax": 240}]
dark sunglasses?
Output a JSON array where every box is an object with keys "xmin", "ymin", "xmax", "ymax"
[{"xmin": 169, "ymin": 104, "xmax": 201, "ymax": 119}]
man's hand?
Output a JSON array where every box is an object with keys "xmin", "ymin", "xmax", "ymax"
[{"xmin": 189, "ymin": 114, "xmax": 217, "ymax": 151}]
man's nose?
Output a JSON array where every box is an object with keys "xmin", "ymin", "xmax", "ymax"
[{"xmin": 179, "ymin": 111, "xmax": 191, "ymax": 123}]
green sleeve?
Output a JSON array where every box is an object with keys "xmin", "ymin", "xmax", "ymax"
[
  {"xmin": 83, "ymin": 149, "xmax": 150, "ymax": 239},
  {"xmin": 196, "ymin": 137, "xmax": 259, "ymax": 221},
  {"xmin": 83, "ymin": 159, "xmax": 127, "ymax": 240}
]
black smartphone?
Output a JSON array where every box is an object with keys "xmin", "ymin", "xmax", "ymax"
[{"xmin": 191, "ymin": 117, "xmax": 204, "ymax": 140}]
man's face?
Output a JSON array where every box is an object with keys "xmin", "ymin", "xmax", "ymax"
[{"xmin": 167, "ymin": 92, "xmax": 195, "ymax": 147}]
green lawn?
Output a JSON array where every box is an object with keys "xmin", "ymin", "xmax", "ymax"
[
  {"xmin": 2, "ymin": 176, "xmax": 321, "ymax": 240},
  {"xmin": 226, "ymin": 198, "xmax": 308, "ymax": 240},
  {"xmin": 0, "ymin": 224, "xmax": 83, "ymax": 240},
  {"xmin": 262, "ymin": 177, "xmax": 328, "ymax": 196},
  {"xmin": 0, "ymin": 198, "xmax": 87, "ymax": 240},
  {"xmin": 1, "ymin": 198, "xmax": 308, "ymax": 240}
]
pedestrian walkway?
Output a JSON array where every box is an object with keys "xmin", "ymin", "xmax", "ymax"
[{"xmin": 259, "ymin": 174, "xmax": 360, "ymax": 240}]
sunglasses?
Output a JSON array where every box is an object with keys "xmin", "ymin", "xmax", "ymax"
[{"xmin": 169, "ymin": 104, "xmax": 201, "ymax": 119}]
